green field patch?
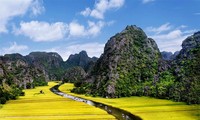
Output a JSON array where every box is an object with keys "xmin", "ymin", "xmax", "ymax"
[{"xmin": 59, "ymin": 83, "xmax": 200, "ymax": 120}]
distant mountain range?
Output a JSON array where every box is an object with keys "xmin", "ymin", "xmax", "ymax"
[
  {"xmin": 66, "ymin": 51, "xmax": 98, "ymax": 72},
  {"xmin": 161, "ymin": 51, "xmax": 179, "ymax": 60},
  {"xmin": 0, "ymin": 50, "xmax": 97, "ymax": 104}
]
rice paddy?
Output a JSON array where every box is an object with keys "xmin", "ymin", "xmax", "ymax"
[
  {"xmin": 59, "ymin": 83, "xmax": 200, "ymax": 120},
  {"xmin": 0, "ymin": 82, "xmax": 116, "ymax": 120}
]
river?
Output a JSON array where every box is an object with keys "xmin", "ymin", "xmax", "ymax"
[{"xmin": 50, "ymin": 84, "xmax": 142, "ymax": 120}]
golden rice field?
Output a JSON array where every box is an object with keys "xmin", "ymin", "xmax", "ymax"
[
  {"xmin": 0, "ymin": 82, "xmax": 115, "ymax": 120},
  {"xmin": 59, "ymin": 83, "xmax": 200, "ymax": 120}
]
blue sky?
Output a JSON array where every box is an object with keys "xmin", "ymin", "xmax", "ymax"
[{"xmin": 0, "ymin": 0, "xmax": 199, "ymax": 60}]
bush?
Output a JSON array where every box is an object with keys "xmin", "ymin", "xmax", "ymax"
[
  {"xmin": 0, "ymin": 97, "xmax": 7, "ymax": 104},
  {"xmin": 9, "ymin": 94, "xmax": 17, "ymax": 100},
  {"xmin": 33, "ymin": 78, "xmax": 48, "ymax": 87},
  {"xmin": 26, "ymin": 83, "xmax": 32, "ymax": 89},
  {"xmin": 20, "ymin": 91, "xmax": 25, "ymax": 96},
  {"xmin": 74, "ymin": 81, "xmax": 82, "ymax": 87},
  {"xmin": 3, "ymin": 92, "xmax": 10, "ymax": 100},
  {"xmin": 71, "ymin": 87, "xmax": 86, "ymax": 94}
]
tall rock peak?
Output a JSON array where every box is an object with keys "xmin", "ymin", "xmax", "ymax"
[
  {"xmin": 178, "ymin": 31, "xmax": 200, "ymax": 58},
  {"xmin": 66, "ymin": 51, "xmax": 98, "ymax": 71},
  {"xmin": 88, "ymin": 25, "xmax": 161, "ymax": 97},
  {"xmin": 71, "ymin": 26, "xmax": 199, "ymax": 104},
  {"xmin": 125, "ymin": 25, "xmax": 143, "ymax": 31},
  {"xmin": 182, "ymin": 31, "xmax": 200, "ymax": 50},
  {"xmin": 172, "ymin": 31, "xmax": 200, "ymax": 104},
  {"xmin": 79, "ymin": 50, "xmax": 88, "ymax": 57}
]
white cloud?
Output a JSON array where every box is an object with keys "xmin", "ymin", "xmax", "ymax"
[
  {"xmin": 87, "ymin": 21, "xmax": 105, "ymax": 36},
  {"xmin": 146, "ymin": 24, "xmax": 196, "ymax": 52},
  {"xmin": 183, "ymin": 29, "xmax": 197, "ymax": 34},
  {"xmin": 0, "ymin": 0, "xmax": 44, "ymax": 33},
  {"xmin": 14, "ymin": 21, "xmax": 68, "ymax": 42},
  {"xmin": 90, "ymin": 0, "xmax": 109, "ymax": 19},
  {"xmin": 107, "ymin": 20, "xmax": 115, "ymax": 26},
  {"xmin": 146, "ymin": 23, "xmax": 172, "ymax": 34},
  {"xmin": 80, "ymin": 7, "xmax": 91, "ymax": 17},
  {"xmin": 150, "ymin": 30, "xmax": 185, "ymax": 52},
  {"xmin": 46, "ymin": 43, "xmax": 105, "ymax": 61},
  {"xmin": 30, "ymin": 0, "xmax": 45, "ymax": 16},
  {"xmin": 68, "ymin": 21, "xmax": 105, "ymax": 37},
  {"xmin": 1, "ymin": 42, "xmax": 28, "ymax": 55},
  {"xmin": 14, "ymin": 20, "xmax": 106, "ymax": 41},
  {"xmin": 69, "ymin": 21, "xmax": 85, "ymax": 37},
  {"xmin": 80, "ymin": 0, "xmax": 125, "ymax": 19},
  {"xmin": 142, "ymin": 0, "xmax": 155, "ymax": 4},
  {"xmin": 177, "ymin": 25, "xmax": 187, "ymax": 29},
  {"xmin": 0, "ymin": 0, "xmax": 110, "ymax": 40},
  {"xmin": 151, "ymin": 30, "xmax": 182, "ymax": 40}
]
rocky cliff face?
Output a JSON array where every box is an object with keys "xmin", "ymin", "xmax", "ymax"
[
  {"xmin": 177, "ymin": 31, "xmax": 200, "ymax": 59},
  {"xmin": 0, "ymin": 54, "xmax": 47, "ymax": 103},
  {"xmin": 0, "ymin": 50, "xmax": 97, "ymax": 104},
  {"xmin": 66, "ymin": 51, "xmax": 98, "ymax": 72},
  {"xmin": 63, "ymin": 66, "xmax": 86, "ymax": 83},
  {"xmin": 86, "ymin": 25, "xmax": 161, "ymax": 97},
  {"xmin": 171, "ymin": 31, "xmax": 200, "ymax": 104},
  {"xmin": 0, "ymin": 54, "xmax": 48, "ymax": 89},
  {"xmin": 0, "ymin": 51, "xmax": 97, "ymax": 84},
  {"xmin": 26, "ymin": 52, "xmax": 65, "ymax": 80},
  {"xmin": 161, "ymin": 51, "xmax": 173, "ymax": 60}
]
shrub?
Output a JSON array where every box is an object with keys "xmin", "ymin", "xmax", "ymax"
[
  {"xmin": 74, "ymin": 81, "xmax": 82, "ymax": 87},
  {"xmin": 71, "ymin": 87, "xmax": 86, "ymax": 94},
  {"xmin": 26, "ymin": 83, "xmax": 32, "ymax": 89},
  {"xmin": 20, "ymin": 91, "xmax": 25, "ymax": 96},
  {"xmin": 0, "ymin": 97, "xmax": 7, "ymax": 104},
  {"xmin": 33, "ymin": 77, "xmax": 48, "ymax": 87}
]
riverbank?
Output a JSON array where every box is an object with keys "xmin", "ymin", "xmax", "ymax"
[
  {"xmin": 59, "ymin": 83, "xmax": 200, "ymax": 120},
  {"xmin": 0, "ymin": 82, "xmax": 115, "ymax": 120}
]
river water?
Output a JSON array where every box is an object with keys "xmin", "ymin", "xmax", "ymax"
[{"xmin": 50, "ymin": 84, "xmax": 142, "ymax": 120}]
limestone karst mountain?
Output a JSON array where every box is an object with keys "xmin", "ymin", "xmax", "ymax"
[
  {"xmin": 72, "ymin": 25, "xmax": 200, "ymax": 104},
  {"xmin": 66, "ymin": 50, "xmax": 98, "ymax": 72}
]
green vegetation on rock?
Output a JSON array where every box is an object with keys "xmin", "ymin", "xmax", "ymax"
[
  {"xmin": 63, "ymin": 66, "xmax": 86, "ymax": 83},
  {"xmin": 0, "ymin": 54, "xmax": 47, "ymax": 104},
  {"xmin": 77, "ymin": 25, "xmax": 161, "ymax": 98},
  {"xmin": 170, "ymin": 32, "xmax": 200, "ymax": 104},
  {"xmin": 0, "ymin": 50, "xmax": 97, "ymax": 104},
  {"xmin": 71, "ymin": 25, "xmax": 200, "ymax": 104}
]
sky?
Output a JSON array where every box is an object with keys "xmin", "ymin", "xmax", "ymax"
[{"xmin": 0, "ymin": 0, "xmax": 200, "ymax": 60}]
